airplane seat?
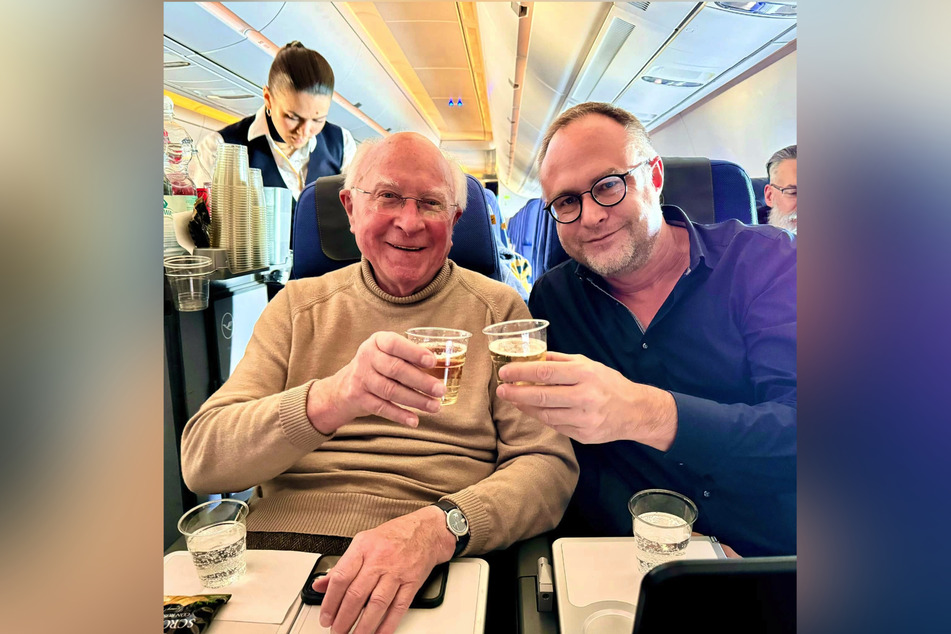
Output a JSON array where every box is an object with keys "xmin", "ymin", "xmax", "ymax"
[
  {"xmin": 711, "ymin": 159, "xmax": 757, "ymax": 224},
  {"xmin": 291, "ymin": 175, "xmax": 361, "ymax": 280},
  {"xmin": 751, "ymin": 176, "xmax": 768, "ymax": 210},
  {"xmin": 483, "ymin": 188, "xmax": 508, "ymax": 248},
  {"xmin": 751, "ymin": 176, "xmax": 769, "ymax": 225},
  {"xmin": 660, "ymin": 157, "xmax": 756, "ymax": 224},
  {"xmin": 532, "ymin": 206, "xmax": 550, "ymax": 283},
  {"xmin": 291, "ymin": 173, "xmax": 504, "ymax": 282},
  {"xmin": 510, "ymin": 199, "xmax": 541, "ymax": 263},
  {"xmin": 534, "ymin": 212, "xmax": 571, "ymax": 281},
  {"xmin": 456, "ymin": 174, "xmax": 504, "ymax": 281}
]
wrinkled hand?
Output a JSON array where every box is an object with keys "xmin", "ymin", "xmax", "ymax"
[
  {"xmin": 307, "ymin": 331, "xmax": 446, "ymax": 434},
  {"xmin": 313, "ymin": 507, "xmax": 455, "ymax": 634},
  {"xmin": 495, "ymin": 351, "xmax": 678, "ymax": 450}
]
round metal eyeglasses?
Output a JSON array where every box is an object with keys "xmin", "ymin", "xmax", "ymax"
[
  {"xmin": 543, "ymin": 157, "xmax": 655, "ymax": 224},
  {"xmin": 351, "ymin": 186, "xmax": 458, "ymax": 217}
]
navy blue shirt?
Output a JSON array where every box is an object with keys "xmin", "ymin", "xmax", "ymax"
[{"xmin": 529, "ymin": 205, "xmax": 796, "ymax": 556}]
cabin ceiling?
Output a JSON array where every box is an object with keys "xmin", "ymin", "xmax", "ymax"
[{"xmin": 164, "ymin": 1, "xmax": 796, "ymax": 196}]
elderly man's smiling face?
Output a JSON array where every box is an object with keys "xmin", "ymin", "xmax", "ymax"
[{"xmin": 341, "ymin": 133, "xmax": 463, "ymax": 297}]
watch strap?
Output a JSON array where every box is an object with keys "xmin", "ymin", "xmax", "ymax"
[{"xmin": 433, "ymin": 500, "xmax": 470, "ymax": 557}]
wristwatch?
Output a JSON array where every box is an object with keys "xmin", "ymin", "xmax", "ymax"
[{"xmin": 434, "ymin": 500, "xmax": 470, "ymax": 558}]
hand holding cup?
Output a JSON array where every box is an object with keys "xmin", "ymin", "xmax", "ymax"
[{"xmin": 305, "ymin": 331, "xmax": 447, "ymax": 433}]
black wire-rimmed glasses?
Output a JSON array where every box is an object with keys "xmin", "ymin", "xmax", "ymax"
[
  {"xmin": 767, "ymin": 183, "xmax": 797, "ymax": 198},
  {"xmin": 543, "ymin": 157, "xmax": 656, "ymax": 224},
  {"xmin": 351, "ymin": 186, "xmax": 459, "ymax": 218}
]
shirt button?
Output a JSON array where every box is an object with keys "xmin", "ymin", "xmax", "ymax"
[
  {"xmin": 642, "ymin": 342, "xmax": 648, "ymax": 349},
  {"xmin": 703, "ymin": 490, "xmax": 711, "ymax": 498},
  {"xmin": 678, "ymin": 462, "xmax": 684, "ymax": 467}
]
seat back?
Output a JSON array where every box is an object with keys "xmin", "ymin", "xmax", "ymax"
[
  {"xmin": 291, "ymin": 173, "xmax": 502, "ymax": 281},
  {"xmin": 660, "ymin": 157, "xmax": 756, "ymax": 224},
  {"xmin": 750, "ymin": 176, "xmax": 768, "ymax": 210},
  {"xmin": 540, "ymin": 213, "xmax": 570, "ymax": 275},
  {"xmin": 290, "ymin": 175, "xmax": 361, "ymax": 280},
  {"xmin": 509, "ymin": 198, "xmax": 542, "ymax": 263},
  {"xmin": 482, "ymin": 187, "xmax": 507, "ymax": 248}
]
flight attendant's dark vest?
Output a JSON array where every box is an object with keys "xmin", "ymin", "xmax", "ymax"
[{"xmin": 218, "ymin": 114, "xmax": 345, "ymax": 197}]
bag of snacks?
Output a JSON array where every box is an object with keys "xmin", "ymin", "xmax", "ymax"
[{"xmin": 163, "ymin": 594, "xmax": 231, "ymax": 633}]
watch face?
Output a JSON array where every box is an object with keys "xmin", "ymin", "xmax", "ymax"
[{"xmin": 447, "ymin": 509, "xmax": 468, "ymax": 535}]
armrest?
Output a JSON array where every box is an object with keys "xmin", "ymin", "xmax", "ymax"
[{"xmin": 516, "ymin": 533, "xmax": 559, "ymax": 634}]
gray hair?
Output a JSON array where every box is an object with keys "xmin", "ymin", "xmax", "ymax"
[
  {"xmin": 537, "ymin": 102, "xmax": 656, "ymax": 171},
  {"xmin": 343, "ymin": 136, "xmax": 468, "ymax": 211},
  {"xmin": 766, "ymin": 144, "xmax": 797, "ymax": 181}
]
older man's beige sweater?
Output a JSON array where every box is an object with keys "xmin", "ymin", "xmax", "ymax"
[{"xmin": 181, "ymin": 259, "xmax": 578, "ymax": 555}]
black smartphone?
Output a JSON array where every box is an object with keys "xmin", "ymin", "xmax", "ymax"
[{"xmin": 300, "ymin": 555, "xmax": 449, "ymax": 609}]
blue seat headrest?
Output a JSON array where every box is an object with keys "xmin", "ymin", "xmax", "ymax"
[{"xmin": 660, "ymin": 157, "xmax": 756, "ymax": 224}]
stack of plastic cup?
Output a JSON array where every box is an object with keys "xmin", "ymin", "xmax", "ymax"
[
  {"xmin": 164, "ymin": 255, "xmax": 215, "ymax": 311},
  {"xmin": 212, "ymin": 143, "xmax": 252, "ymax": 272},
  {"xmin": 248, "ymin": 168, "xmax": 267, "ymax": 269},
  {"xmin": 264, "ymin": 187, "xmax": 293, "ymax": 265}
]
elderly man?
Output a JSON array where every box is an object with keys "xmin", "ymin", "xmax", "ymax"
[
  {"xmin": 496, "ymin": 103, "xmax": 796, "ymax": 557},
  {"xmin": 181, "ymin": 132, "xmax": 577, "ymax": 634},
  {"xmin": 761, "ymin": 144, "xmax": 797, "ymax": 233}
]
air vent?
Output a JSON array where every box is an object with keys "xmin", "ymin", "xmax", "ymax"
[
  {"xmin": 642, "ymin": 64, "xmax": 716, "ymax": 88},
  {"xmin": 164, "ymin": 61, "xmax": 191, "ymax": 69},
  {"xmin": 642, "ymin": 76, "xmax": 704, "ymax": 88},
  {"xmin": 627, "ymin": 2, "xmax": 651, "ymax": 11},
  {"xmin": 713, "ymin": 2, "xmax": 797, "ymax": 18},
  {"xmin": 573, "ymin": 18, "xmax": 636, "ymax": 102}
]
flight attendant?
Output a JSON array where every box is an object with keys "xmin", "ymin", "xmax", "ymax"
[{"xmin": 191, "ymin": 41, "xmax": 355, "ymax": 203}]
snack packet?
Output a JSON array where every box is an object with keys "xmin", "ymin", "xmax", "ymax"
[{"xmin": 164, "ymin": 594, "xmax": 231, "ymax": 633}]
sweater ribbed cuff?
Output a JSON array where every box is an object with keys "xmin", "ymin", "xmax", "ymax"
[
  {"xmin": 444, "ymin": 489, "xmax": 490, "ymax": 557},
  {"xmin": 279, "ymin": 380, "xmax": 333, "ymax": 449}
]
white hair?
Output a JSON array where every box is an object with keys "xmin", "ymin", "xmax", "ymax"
[{"xmin": 343, "ymin": 136, "xmax": 468, "ymax": 211}]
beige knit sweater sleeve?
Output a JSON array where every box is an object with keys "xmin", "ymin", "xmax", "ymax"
[
  {"xmin": 180, "ymin": 287, "xmax": 334, "ymax": 495},
  {"xmin": 441, "ymin": 276, "xmax": 579, "ymax": 555}
]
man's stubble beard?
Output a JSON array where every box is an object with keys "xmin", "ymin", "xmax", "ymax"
[{"xmin": 570, "ymin": 221, "xmax": 658, "ymax": 278}]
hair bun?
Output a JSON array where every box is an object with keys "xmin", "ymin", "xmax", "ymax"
[{"xmin": 286, "ymin": 40, "xmax": 304, "ymax": 48}]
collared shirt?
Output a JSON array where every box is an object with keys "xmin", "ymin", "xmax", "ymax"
[
  {"xmin": 528, "ymin": 206, "xmax": 797, "ymax": 556},
  {"xmin": 191, "ymin": 107, "xmax": 356, "ymax": 200}
]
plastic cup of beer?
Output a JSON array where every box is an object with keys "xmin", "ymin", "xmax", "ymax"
[
  {"xmin": 628, "ymin": 489, "xmax": 698, "ymax": 573},
  {"xmin": 405, "ymin": 327, "xmax": 472, "ymax": 406},
  {"xmin": 481, "ymin": 319, "xmax": 549, "ymax": 384},
  {"xmin": 177, "ymin": 498, "xmax": 249, "ymax": 588}
]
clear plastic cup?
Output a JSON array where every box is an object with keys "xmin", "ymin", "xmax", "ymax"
[
  {"xmin": 481, "ymin": 319, "xmax": 549, "ymax": 384},
  {"xmin": 406, "ymin": 327, "xmax": 473, "ymax": 405},
  {"xmin": 164, "ymin": 254, "xmax": 214, "ymax": 311},
  {"xmin": 628, "ymin": 489, "xmax": 698, "ymax": 572},
  {"xmin": 177, "ymin": 498, "xmax": 249, "ymax": 588}
]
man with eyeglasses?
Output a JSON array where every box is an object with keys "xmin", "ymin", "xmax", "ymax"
[
  {"xmin": 182, "ymin": 132, "xmax": 577, "ymax": 634},
  {"xmin": 495, "ymin": 103, "xmax": 796, "ymax": 558},
  {"xmin": 760, "ymin": 144, "xmax": 797, "ymax": 233}
]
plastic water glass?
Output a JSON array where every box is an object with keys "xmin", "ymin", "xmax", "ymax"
[
  {"xmin": 629, "ymin": 489, "xmax": 698, "ymax": 572},
  {"xmin": 178, "ymin": 499, "xmax": 249, "ymax": 588},
  {"xmin": 164, "ymin": 255, "xmax": 214, "ymax": 312}
]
